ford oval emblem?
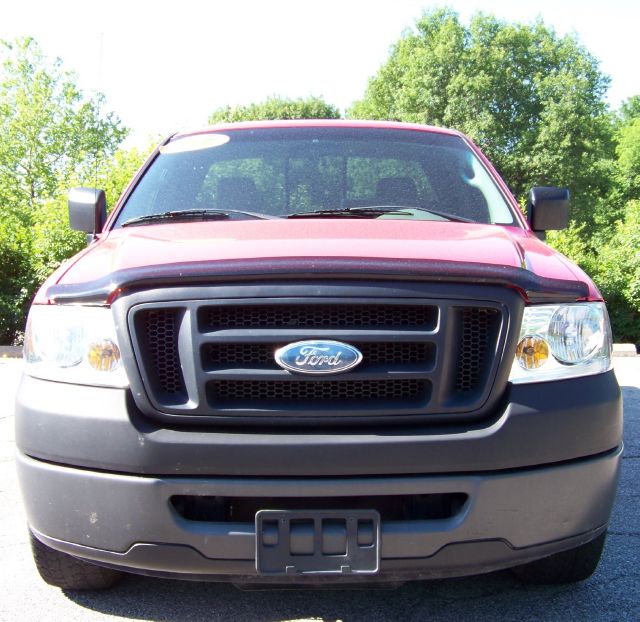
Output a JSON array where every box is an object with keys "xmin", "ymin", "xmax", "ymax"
[{"xmin": 274, "ymin": 340, "xmax": 363, "ymax": 375}]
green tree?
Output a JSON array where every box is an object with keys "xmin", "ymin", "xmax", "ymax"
[
  {"xmin": 29, "ymin": 141, "xmax": 156, "ymax": 292},
  {"xmin": 349, "ymin": 9, "xmax": 614, "ymax": 223},
  {"xmin": 615, "ymin": 117, "xmax": 640, "ymax": 201},
  {"xmin": 0, "ymin": 214, "xmax": 32, "ymax": 344},
  {"xmin": 0, "ymin": 38, "xmax": 127, "ymax": 215},
  {"xmin": 209, "ymin": 95, "xmax": 340, "ymax": 123},
  {"xmin": 588, "ymin": 200, "xmax": 640, "ymax": 341},
  {"xmin": 0, "ymin": 38, "xmax": 127, "ymax": 343},
  {"xmin": 97, "ymin": 142, "xmax": 157, "ymax": 211},
  {"xmin": 618, "ymin": 95, "xmax": 640, "ymax": 125},
  {"xmin": 548, "ymin": 94, "xmax": 640, "ymax": 342},
  {"xmin": 206, "ymin": 96, "xmax": 341, "ymax": 214}
]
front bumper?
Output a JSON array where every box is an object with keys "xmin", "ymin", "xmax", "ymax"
[
  {"xmin": 18, "ymin": 446, "xmax": 621, "ymax": 581},
  {"xmin": 15, "ymin": 370, "xmax": 622, "ymax": 476},
  {"xmin": 16, "ymin": 368, "xmax": 622, "ymax": 581}
]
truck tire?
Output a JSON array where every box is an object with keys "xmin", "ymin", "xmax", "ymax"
[
  {"xmin": 29, "ymin": 531, "xmax": 123, "ymax": 590},
  {"xmin": 510, "ymin": 532, "xmax": 607, "ymax": 584}
]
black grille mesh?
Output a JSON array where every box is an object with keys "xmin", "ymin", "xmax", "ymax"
[
  {"xmin": 455, "ymin": 307, "xmax": 501, "ymax": 393},
  {"xmin": 203, "ymin": 342, "xmax": 434, "ymax": 369},
  {"xmin": 209, "ymin": 379, "xmax": 429, "ymax": 404},
  {"xmin": 357, "ymin": 342, "xmax": 434, "ymax": 365},
  {"xmin": 201, "ymin": 304, "xmax": 437, "ymax": 330},
  {"xmin": 141, "ymin": 309, "xmax": 185, "ymax": 395}
]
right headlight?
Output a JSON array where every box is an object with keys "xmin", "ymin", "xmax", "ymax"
[{"xmin": 509, "ymin": 302, "xmax": 612, "ymax": 384}]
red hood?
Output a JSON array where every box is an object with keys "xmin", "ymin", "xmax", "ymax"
[{"xmin": 47, "ymin": 219, "xmax": 598, "ymax": 301}]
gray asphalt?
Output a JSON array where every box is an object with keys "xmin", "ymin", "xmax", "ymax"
[{"xmin": 1, "ymin": 357, "xmax": 638, "ymax": 622}]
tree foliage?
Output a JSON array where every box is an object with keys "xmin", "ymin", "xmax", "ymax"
[
  {"xmin": 593, "ymin": 200, "xmax": 640, "ymax": 340},
  {"xmin": 0, "ymin": 214, "xmax": 32, "ymax": 344},
  {"xmin": 618, "ymin": 95, "xmax": 640, "ymax": 125},
  {"xmin": 349, "ymin": 9, "xmax": 614, "ymax": 224},
  {"xmin": 0, "ymin": 30, "xmax": 637, "ymax": 345},
  {"xmin": 96, "ymin": 143, "xmax": 156, "ymax": 212},
  {"xmin": 615, "ymin": 118, "xmax": 640, "ymax": 200},
  {"xmin": 348, "ymin": 9, "xmax": 639, "ymax": 342},
  {"xmin": 0, "ymin": 38, "xmax": 127, "ymax": 343},
  {"xmin": 548, "ymin": 95, "xmax": 640, "ymax": 342},
  {"xmin": 29, "ymin": 143, "xmax": 154, "ymax": 299},
  {"xmin": 0, "ymin": 38, "xmax": 126, "ymax": 215},
  {"xmin": 209, "ymin": 95, "xmax": 340, "ymax": 124}
]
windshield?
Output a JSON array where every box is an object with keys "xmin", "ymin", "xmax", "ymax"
[{"xmin": 113, "ymin": 127, "xmax": 517, "ymax": 227}]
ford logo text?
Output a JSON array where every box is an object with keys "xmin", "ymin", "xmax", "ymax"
[{"xmin": 274, "ymin": 340, "xmax": 363, "ymax": 375}]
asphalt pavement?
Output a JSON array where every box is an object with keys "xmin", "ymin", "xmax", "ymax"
[{"xmin": 1, "ymin": 357, "xmax": 638, "ymax": 622}]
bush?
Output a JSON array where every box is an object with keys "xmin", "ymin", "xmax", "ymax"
[
  {"xmin": 592, "ymin": 200, "xmax": 640, "ymax": 343},
  {"xmin": 31, "ymin": 197, "xmax": 86, "ymax": 285},
  {"xmin": 0, "ymin": 215, "xmax": 34, "ymax": 344},
  {"xmin": 549, "ymin": 201, "xmax": 640, "ymax": 344}
]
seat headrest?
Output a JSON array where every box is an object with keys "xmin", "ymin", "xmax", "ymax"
[{"xmin": 375, "ymin": 177, "xmax": 418, "ymax": 206}]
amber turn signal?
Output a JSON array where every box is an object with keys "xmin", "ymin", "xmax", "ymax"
[
  {"xmin": 516, "ymin": 335, "xmax": 549, "ymax": 370},
  {"xmin": 87, "ymin": 340, "xmax": 121, "ymax": 372}
]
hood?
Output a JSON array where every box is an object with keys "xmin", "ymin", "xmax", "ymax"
[{"xmin": 46, "ymin": 219, "xmax": 596, "ymax": 303}]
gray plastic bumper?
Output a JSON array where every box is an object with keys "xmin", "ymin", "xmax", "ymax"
[
  {"xmin": 18, "ymin": 446, "xmax": 621, "ymax": 579},
  {"xmin": 15, "ymin": 370, "xmax": 622, "ymax": 477}
]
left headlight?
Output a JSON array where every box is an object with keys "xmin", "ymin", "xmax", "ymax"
[
  {"xmin": 24, "ymin": 305, "xmax": 128, "ymax": 388},
  {"xmin": 509, "ymin": 302, "xmax": 612, "ymax": 384}
]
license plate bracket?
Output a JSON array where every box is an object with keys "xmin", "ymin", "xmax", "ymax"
[{"xmin": 255, "ymin": 509, "xmax": 380, "ymax": 576}]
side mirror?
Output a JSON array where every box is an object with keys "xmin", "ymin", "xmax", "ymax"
[
  {"xmin": 527, "ymin": 187, "xmax": 569, "ymax": 232},
  {"xmin": 68, "ymin": 187, "xmax": 107, "ymax": 235}
]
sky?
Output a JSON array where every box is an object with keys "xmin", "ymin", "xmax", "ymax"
[{"xmin": 1, "ymin": 0, "xmax": 638, "ymax": 147}]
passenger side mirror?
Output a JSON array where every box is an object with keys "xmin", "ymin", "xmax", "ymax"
[
  {"xmin": 527, "ymin": 187, "xmax": 569, "ymax": 232},
  {"xmin": 68, "ymin": 187, "xmax": 107, "ymax": 236}
]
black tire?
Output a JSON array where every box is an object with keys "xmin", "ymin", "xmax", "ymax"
[
  {"xmin": 29, "ymin": 531, "xmax": 123, "ymax": 590},
  {"xmin": 510, "ymin": 532, "xmax": 607, "ymax": 584}
]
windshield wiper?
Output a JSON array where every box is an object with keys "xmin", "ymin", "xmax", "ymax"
[
  {"xmin": 120, "ymin": 209, "xmax": 272, "ymax": 227},
  {"xmin": 286, "ymin": 207, "xmax": 412, "ymax": 219},
  {"xmin": 285, "ymin": 206, "xmax": 475, "ymax": 222}
]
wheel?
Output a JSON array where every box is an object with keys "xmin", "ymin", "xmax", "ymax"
[
  {"xmin": 511, "ymin": 532, "xmax": 607, "ymax": 584},
  {"xmin": 29, "ymin": 530, "xmax": 123, "ymax": 590}
]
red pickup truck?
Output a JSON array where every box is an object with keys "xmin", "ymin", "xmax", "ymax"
[{"xmin": 16, "ymin": 121, "xmax": 621, "ymax": 589}]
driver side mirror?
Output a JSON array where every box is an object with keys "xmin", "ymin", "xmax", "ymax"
[{"xmin": 527, "ymin": 187, "xmax": 569, "ymax": 232}]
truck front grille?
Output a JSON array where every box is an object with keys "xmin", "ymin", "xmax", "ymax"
[
  {"xmin": 455, "ymin": 307, "xmax": 501, "ymax": 394},
  {"xmin": 203, "ymin": 342, "xmax": 435, "ymax": 370},
  {"xmin": 201, "ymin": 304, "xmax": 438, "ymax": 330},
  {"xmin": 128, "ymin": 290, "xmax": 507, "ymax": 424},
  {"xmin": 143, "ymin": 309, "xmax": 185, "ymax": 397},
  {"xmin": 209, "ymin": 379, "xmax": 429, "ymax": 407}
]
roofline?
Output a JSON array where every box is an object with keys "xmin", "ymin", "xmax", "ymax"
[{"xmin": 173, "ymin": 119, "xmax": 463, "ymax": 139}]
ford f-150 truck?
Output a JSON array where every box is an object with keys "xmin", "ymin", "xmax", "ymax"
[{"xmin": 16, "ymin": 120, "xmax": 622, "ymax": 590}]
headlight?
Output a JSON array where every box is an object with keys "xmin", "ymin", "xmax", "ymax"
[
  {"xmin": 509, "ymin": 302, "xmax": 612, "ymax": 384},
  {"xmin": 24, "ymin": 305, "xmax": 128, "ymax": 387}
]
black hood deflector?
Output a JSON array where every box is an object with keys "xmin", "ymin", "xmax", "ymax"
[{"xmin": 46, "ymin": 257, "xmax": 589, "ymax": 305}]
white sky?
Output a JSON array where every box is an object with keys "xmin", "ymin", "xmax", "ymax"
[{"xmin": 1, "ymin": 0, "xmax": 638, "ymax": 147}]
